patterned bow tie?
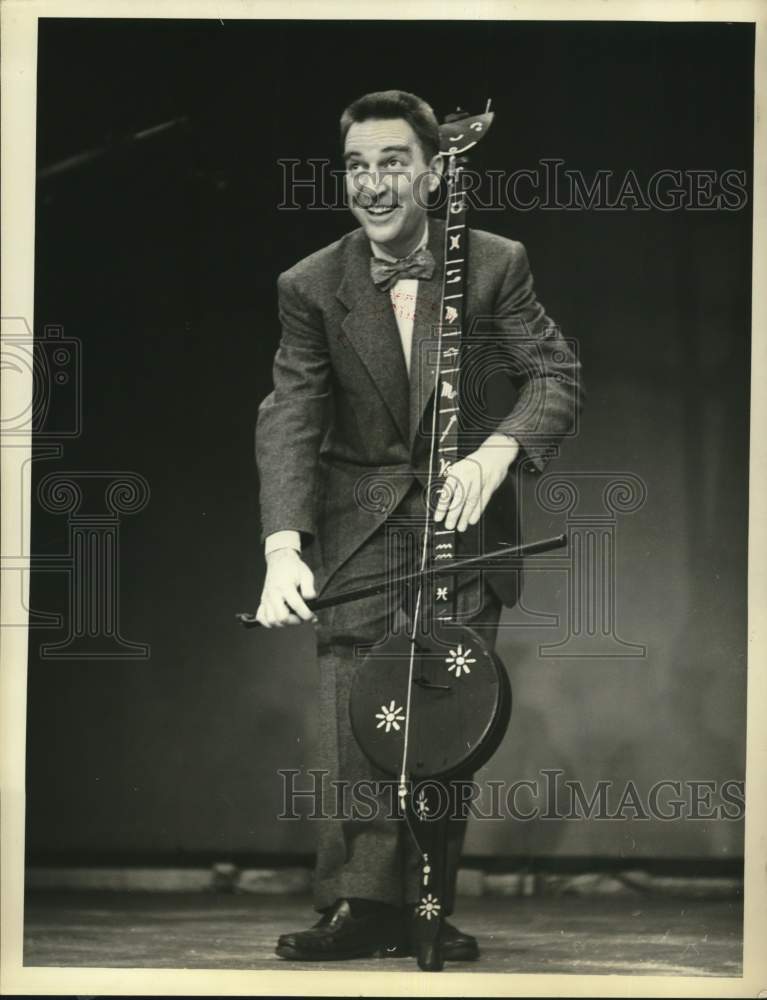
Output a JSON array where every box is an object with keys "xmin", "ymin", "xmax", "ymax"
[{"xmin": 370, "ymin": 247, "xmax": 436, "ymax": 291}]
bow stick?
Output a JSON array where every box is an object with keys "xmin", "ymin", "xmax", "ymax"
[{"xmin": 235, "ymin": 533, "xmax": 566, "ymax": 627}]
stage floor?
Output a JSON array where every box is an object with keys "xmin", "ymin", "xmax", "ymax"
[{"xmin": 23, "ymin": 890, "xmax": 742, "ymax": 977}]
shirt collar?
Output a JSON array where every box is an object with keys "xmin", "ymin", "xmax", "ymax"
[{"xmin": 369, "ymin": 219, "xmax": 429, "ymax": 263}]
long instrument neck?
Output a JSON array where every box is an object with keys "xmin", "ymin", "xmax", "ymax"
[{"xmin": 425, "ymin": 153, "xmax": 469, "ymax": 623}]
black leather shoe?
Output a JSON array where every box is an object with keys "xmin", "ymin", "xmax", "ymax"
[
  {"xmin": 275, "ymin": 899, "xmax": 408, "ymax": 961},
  {"xmin": 405, "ymin": 918, "xmax": 480, "ymax": 962},
  {"xmin": 440, "ymin": 920, "xmax": 480, "ymax": 961}
]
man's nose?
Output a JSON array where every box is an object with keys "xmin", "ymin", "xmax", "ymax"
[{"xmin": 357, "ymin": 171, "xmax": 390, "ymax": 197}]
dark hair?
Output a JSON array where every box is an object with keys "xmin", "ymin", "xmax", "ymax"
[{"xmin": 339, "ymin": 90, "xmax": 440, "ymax": 162}]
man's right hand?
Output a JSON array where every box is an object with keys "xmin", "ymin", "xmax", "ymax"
[{"xmin": 256, "ymin": 549, "xmax": 318, "ymax": 627}]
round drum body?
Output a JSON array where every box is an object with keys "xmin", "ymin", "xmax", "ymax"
[{"xmin": 349, "ymin": 624, "xmax": 511, "ymax": 780}]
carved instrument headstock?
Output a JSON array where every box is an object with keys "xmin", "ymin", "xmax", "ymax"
[{"xmin": 438, "ymin": 101, "xmax": 495, "ymax": 157}]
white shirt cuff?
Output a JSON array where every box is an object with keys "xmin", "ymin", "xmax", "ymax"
[
  {"xmin": 483, "ymin": 432, "xmax": 521, "ymax": 458},
  {"xmin": 264, "ymin": 530, "xmax": 302, "ymax": 556}
]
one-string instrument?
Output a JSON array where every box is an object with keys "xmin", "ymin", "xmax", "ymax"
[{"xmin": 353, "ymin": 101, "xmax": 505, "ymax": 972}]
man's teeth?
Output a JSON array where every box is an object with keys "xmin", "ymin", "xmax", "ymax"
[{"xmin": 368, "ymin": 206, "xmax": 395, "ymax": 214}]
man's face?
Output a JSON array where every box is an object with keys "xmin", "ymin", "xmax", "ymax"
[{"xmin": 343, "ymin": 118, "xmax": 442, "ymax": 258}]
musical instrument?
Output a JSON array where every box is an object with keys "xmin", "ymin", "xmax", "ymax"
[
  {"xmin": 239, "ymin": 101, "xmax": 568, "ymax": 971},
  {"xmin": 351, "ymin": 102, "xmax": 505, "ymax": 971}
]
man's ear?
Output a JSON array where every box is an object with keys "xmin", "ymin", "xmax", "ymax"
[{"xmin": 426, "ymin": 153, "xmax": 445, "ymax": 191}]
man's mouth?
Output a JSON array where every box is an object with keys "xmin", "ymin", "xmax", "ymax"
[{"xmin": 362, "ymin": 204, "xmax": 398, "ymax": 218}]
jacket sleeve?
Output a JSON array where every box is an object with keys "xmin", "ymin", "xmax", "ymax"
[
  {"xmin": 255, "ymin": 270, "xmax": 332, "ymax": 542},
  {"xmin": 489, "ymin": 241, "xmax": 583, "ymax": 473}
]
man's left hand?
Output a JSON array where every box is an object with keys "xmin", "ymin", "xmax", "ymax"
[{"xmin": 434, "ymin": 433, "xmax": 520, "ymax": 532}]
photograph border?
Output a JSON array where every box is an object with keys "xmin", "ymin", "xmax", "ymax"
[{"xmin": 2, "ymin": 0, "xmax": 765, "ymax": 995}]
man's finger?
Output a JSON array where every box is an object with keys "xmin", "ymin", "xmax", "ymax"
[
  {"xmin": 447, "ymin": 475, "xmax": 467, "ymax": 512},
  {"xmin": 298, "ymin": 568, "xmax": 317, "ymax": 602},
  {"xmin": 441, "ymin": 474, "xmax": 469, "ymax": 527},
  {"xmin": 480, "ymin": 482, "xmax": 494, "ymax": 514},
  {"xmin": 468, "ymin": 483, "xmax": 494, "ymax": 527},
  {"xmin": 457, "ymin": 492, "xmax": 481, "ymax": 532},
  {"xmin": 281, "ymin": 586, "xmax": 315, "ymax": 623},
  {"xmin": 445, "ymin": 476, "xmax": 475, "ymax": 530},
  {"xmin": 263, "ymin": 599, "xmax": 285, "ymax": 627},
  {"xmin": 434, "ymin": 479, "xmax": 455, "ymax": 521},
  {"xmin": 468, "ymin": 500, "xmax": 483, "ymax": 526}
]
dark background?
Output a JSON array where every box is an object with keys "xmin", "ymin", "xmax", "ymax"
[{"xmin": 26, "ymin": 18, "xmax": 752, "ymax": 865}]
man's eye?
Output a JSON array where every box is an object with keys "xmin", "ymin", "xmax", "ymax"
[{"xmin": 386, "ymin": 158, "xmax": 404, "ymax": 167}]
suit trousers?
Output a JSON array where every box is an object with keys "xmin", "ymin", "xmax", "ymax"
[{"xmin": 311, "ymin": 481, "xmax": 503, "ymax": 914}]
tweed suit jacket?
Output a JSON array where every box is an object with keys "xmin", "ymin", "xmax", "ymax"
[{"xmin": 256, "ymin": 217, "xmax": 582, "ymax": 606}]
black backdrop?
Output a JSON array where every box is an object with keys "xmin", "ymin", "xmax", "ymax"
[{"xmin": 26, "ymin": 18, "xmax": 753, "ymax": 863}]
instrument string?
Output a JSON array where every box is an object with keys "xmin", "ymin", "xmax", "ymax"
[{"xmin": 397, "ymin": 182, "xmax": 452, "ymax": 855}]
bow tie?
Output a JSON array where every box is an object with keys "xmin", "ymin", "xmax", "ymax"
[{"xmin": 370, "ymin": 247, "xmax": 436, "ymax": 291}]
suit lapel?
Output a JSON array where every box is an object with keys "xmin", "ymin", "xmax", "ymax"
[
  {"xmin": 408, "ymin": 218, "xmax": 446, "ymax": 450},
  {"xmin": 336, "ymin": 230, "xmax": 410, "ymax": 443}
]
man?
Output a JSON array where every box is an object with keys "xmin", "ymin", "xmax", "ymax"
[{"xmin": 256, "ymin": 90, "xmax": 581, "ymax": 962}]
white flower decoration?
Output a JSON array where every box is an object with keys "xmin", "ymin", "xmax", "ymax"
[
  {"xmin": 375, "ymin": 700, "xmax": 405, "ymax": 733},
  {"xmin": 416, "ymin": 790, "xmax": 430, "ymax": 819},
  {"xmin": 417, "ymin": 893, "xmax": 441, "ymax": 920},
  {"xmin": 445, "ymin": 644, "xmax": 476, "ymax": 678}
]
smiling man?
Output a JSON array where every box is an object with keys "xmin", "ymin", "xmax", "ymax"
[{"xmin": 255, "ymin": 90, "xmax": 581, "ymax": 962}]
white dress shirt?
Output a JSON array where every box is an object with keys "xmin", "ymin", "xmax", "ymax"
[{"xmin": 370, "ymin": 220, "xmax": 429, "ymax": 377}]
